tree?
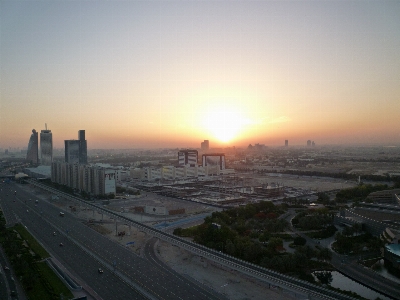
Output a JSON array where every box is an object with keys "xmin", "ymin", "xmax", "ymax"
[
  {"xmin": 267, "ymin": 237, "xmax": 283, "ymax": 252},
  {"xmin": 317, "ymin": 248, "xmax": 332, "ymax": 261},
  {"xmin": 317, "ymin": 192, "xmax": 330, "ymax": 204},
  {"xmin": 225, "ymin": 239, "xmax": 236, "ymax": 256},
  {"xmin": 315, "ymin": 271, "xmax": 332, "ymax": 285},
  {"xmin": 293, "ymin": 236, "xmax": 307, "ymax": 246}
]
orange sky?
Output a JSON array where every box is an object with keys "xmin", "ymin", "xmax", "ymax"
[{"xmin": 1, "ymin": 1, "xmax": 400, "ymax": 149}]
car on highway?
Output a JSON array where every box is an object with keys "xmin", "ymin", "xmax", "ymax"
[
  {"xmin": 59, "ymin": 212, "xmax": 64, "ymax": 217},
  {"xmin": 98, "ymin": 268, "xmax": 104, "ymax": 273}
]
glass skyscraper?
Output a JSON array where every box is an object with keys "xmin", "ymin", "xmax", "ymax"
[
  {"xmin": 40, "ymin": 127, "xmax": 53, "ymax": 165},
  {"xmin": 65, "ymin": 130, "xmax": 87, "ymax": 164}
]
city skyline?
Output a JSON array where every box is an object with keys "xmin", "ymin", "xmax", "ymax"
[{"xmin": 1, "ymin": 1, "xmax": 400, "ymax": 149}]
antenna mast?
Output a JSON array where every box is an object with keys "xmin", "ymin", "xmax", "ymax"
[{"xmin": 45, "ymin": 123, "xmax": 47, "ymax": 130}]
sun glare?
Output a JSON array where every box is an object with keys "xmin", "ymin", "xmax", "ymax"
[{"xmin": 203, "ymin": 108, "xmax": 245, "ymax": 143}]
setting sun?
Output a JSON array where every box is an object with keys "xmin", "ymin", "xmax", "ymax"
[{"xmin": 202, "ymin": 108, "xmax": 246, "ymax": 143}]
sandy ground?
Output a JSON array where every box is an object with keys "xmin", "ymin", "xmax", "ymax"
[{"xmin": 155, "ymin": 240, "xmax": 294, "ymax": 300}]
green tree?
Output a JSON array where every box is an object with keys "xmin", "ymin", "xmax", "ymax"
[
  {"xmin": 225, "ymin": 239, "xmax": 236, "ymax": 256},
  {"xmin": 293, "ymin": 236, "xmax": 306, "ymax": 246},
  {"xmin": 267, "ymin": 237, "xmax": 283, "ymax": 252},
  {"xmin": 315, "ymin": 271, "xmax": 332, "ymax": 285},
  {"xmin": 317, "ymin": 248, "xmax": 332, "ymax": 261}
]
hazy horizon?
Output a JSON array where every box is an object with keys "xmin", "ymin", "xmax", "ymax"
[{"xmin": 1, "ymin": 0, "xmax": 399, "ymax": 149}]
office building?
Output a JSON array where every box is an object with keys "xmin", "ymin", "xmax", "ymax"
[
  {"xmin": 40, "ymin": 125, "xmax": 53, "ymax": 165},
  {"xmin": 78, "ymin": 130, "xmax": 87, "ymax": 164},
  {"xmin": 201, "ymin": 140, "xmax": 209, "ymax": 150},
  {"xmin": 307, "ymin": 140, "xmax": 312, "ymax": 147},
  {"xmin": 285, "ymin": 140, "xmax": 288, "ymax": 147},
  {"xmin": 65, "ymin": 130, "xmax": 87, "ymax": 164},
  {"xmin": 26, "ymin": 129, "xmax": 39, "ymax": 164},
  {"xmin": 178, "ymin": 150, "xmax": 198, "ymax": 167}
]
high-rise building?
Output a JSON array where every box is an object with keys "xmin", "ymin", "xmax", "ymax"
[
  {"xmin": 26, "ymin": 129, "xmax": 39, "ymax": 164},
  {"xmin": 307, "ymin": 140, "xmax": 312, "ymax": 147},
  {"xmin": 65, "ymin": 130, "xmax": 87, "ymax": 164},
  {"xmin": 285, "ymin": 140, "xmax": 288, "ymax": 147},
  {"xmin": 201, "ymin": 140, "xmax": 209, "ymax": 150},
  {"xmin": 40, "ymin": 125, "xmax": 53, "ymax": 165},
  {"xmin": 78, "ymin": 130, "xmax": 87, "ymax": 164},
  {"xmin": 178, "ymin": 150, "xmax": 198, "ymax": 167}
]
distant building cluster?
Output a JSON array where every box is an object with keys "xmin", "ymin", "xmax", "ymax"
[
  {"xmin": 131, "ymin": 164, "xmax": 233, "ymax": 181},
  {"xmin": 25, "ymin": 127, "xmax": 88, "ymax": 167},
  {"xmin": 307, "ymin": 140, "xmax": 316, "ymax": 147},
  {"xmin": 131, "ymin": 150, "xmax": 231, "ymax": 181},
  {"xmin": 23, "ymin": 127, "xmax": 120, "ymax": 196},
  {"xmin": 49, "ymin": 129, "xmax": 116, "ymax": 196},
  {"xmin": 51, "ymin": 162, "xmax": 116, "ymax": 196}
]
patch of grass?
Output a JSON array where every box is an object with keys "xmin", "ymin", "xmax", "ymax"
[
  {"xmin": 36, "ymin": 261, "xmax": 74, "ymax": 299},
  {"xmin": 25, "ymin": 279, "xmax": 53, "ymax": 300},
  {"xmin": 13, "ymin": 223, "xmax": 50, "ymax": 259},
  {"xmin": 0, "ymin": 213, "xmax": 73, "ymax": 299}
]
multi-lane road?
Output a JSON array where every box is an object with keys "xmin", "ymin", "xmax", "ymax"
[{"xmin": 0, "ymin": 183, "xmax": 225, "ymax": 300}]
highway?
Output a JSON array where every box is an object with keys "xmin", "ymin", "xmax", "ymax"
[
  {"xmin": 0, "ymin": 183, "xmax": 224, "ymax": 300},
  {"xmin": 25, "ymin": 179, "xmax": 362, "ymax": 300}
]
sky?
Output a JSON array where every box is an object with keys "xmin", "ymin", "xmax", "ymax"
[{"xmin": 1, "ymin": 0, "xmax": 399, "ymax": 149}]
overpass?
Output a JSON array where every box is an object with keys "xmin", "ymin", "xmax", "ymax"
[{"xmin": 26, "ymin": 179, "xmax": 359, "ymax": 300}]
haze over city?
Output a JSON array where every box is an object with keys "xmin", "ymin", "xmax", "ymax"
[{"xmin": 1, "ymin": 0, "xmax": 399, "ymax": 149}]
